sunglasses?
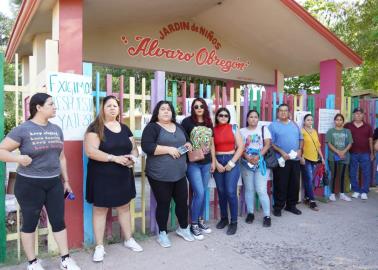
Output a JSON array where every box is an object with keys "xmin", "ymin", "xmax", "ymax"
[
  {"xmin": 218, "ymin": 114, "xmax": 229, "ymax": 118},
  {"xmin": 194, "ymin": 105, "xmax": 204, "ymax": 110}
]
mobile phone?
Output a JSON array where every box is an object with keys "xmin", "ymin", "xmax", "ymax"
[
  {"xmin": 178, "ymin": 145, "xmax": 189, "ymax": 155},
  {"xmin": 127, "ymin": 155, "xmax": 138, "ymax": 163},
  {"xmin": 64, "ymin": 191, "xmax": 75, "ymax": 200}
]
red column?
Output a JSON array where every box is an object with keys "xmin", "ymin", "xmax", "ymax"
[
  {"xmin": 58, "ymin": 0, "xmax": 84, "ymax": 248},
  {"xmin": 320, "ymin": 59, "xmax": 342, "ymax": 109}
]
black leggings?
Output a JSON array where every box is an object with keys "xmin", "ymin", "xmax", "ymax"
[
  {"xmin": 14, "ymin": 174, "xmax": 66, "ymax": 233},
  {"xmin": 331, "ymin": 162, "xmax": 346, "ymax": 193},
  {"xmin": 148, "ymin": 177, "xmax": 188, "ymax": 232}
]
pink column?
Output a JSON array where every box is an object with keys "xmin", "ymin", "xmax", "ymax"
[
  {"xmin": 58, "ymin": 0, "xmax": 84, "ymax": 249},
  {"xmin": 264, "ymin": 70, "xmax": 281, "ymax": 93},
  {"xmin": 59, "ymin": 0, "xmax": 83, "ymax": 73},
  {"xmin": 320, "ymin": 59, "xmax": 342, "ymax": 110}
]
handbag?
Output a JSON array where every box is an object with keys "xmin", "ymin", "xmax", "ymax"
[
  {"xmin": 188, "ymin": 148, "xmax": 205, "ymax": 162},
  {"xmin": 262, "ymin": 126, "xmax": 278, "ymax": 169},
  {"xmin": 322, "ymin": 169, "xmax": 329, "ymax": 186},
  {"xmin": 313, "ymin": 163, "xmax": 329, "ymax": 188}
]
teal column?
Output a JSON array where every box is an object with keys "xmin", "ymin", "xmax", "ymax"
[
  {"xmin": 82, "ymin": 62, "xmax": 94, "ymax": 245},
  {"xmin": 199, "ymin": 84, "xmax": 204, "ymax": 98},
  {"xmin": 324, "ymin": 95, "xmax": 335, "ymax": 198}
]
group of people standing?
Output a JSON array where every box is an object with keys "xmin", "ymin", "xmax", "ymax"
[
  {"xmin": 268, "ymin": 104, "xmax": 374, "ymax": 218},
  {"xmin": 0, "ymin": 93, "xmax": 375, "ymax": 270}
]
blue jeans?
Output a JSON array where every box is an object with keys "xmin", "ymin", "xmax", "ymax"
[
  {"xmin": 213, "ymin": 154, "xmax": 240, "ymax": 223},
  {"xmin": 240, "ymin": 165, "xmax": 270, "ymax": 217},
  {"xmin": 186, "ymin": 162, "xmax": 211, "ymax": 223},
  {"xmin": 301, "ymin": 160, "xmax": 316, "ymax": 201},
  {"xmin": 349, "ymin": 153, "xmax": 371, "ymax": 193}
]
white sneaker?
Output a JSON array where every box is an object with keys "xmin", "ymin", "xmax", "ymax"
[
  {"xmin": 361, "ymin": 193, "xmax": 368, "ymax": 200},
  {"xmin": 176, "ymin": 225, "xmax": 195, "ymax": 242},
  {"xmin": 329, "ymin": 193, "xmax": 336, "ymax": 201},
  {"xmin": 157, "ymin": 231, "xmax": 171, "ymax": 248},
  {"xmin": 60, "ymin": 257, "xmax": 80, "ymax": 270},
  {"xmin": 92, "ymin": 245, "xmax": 105, "ymax": 262},
  {"xmin": 198, "ymin": 220, "xmax": 212, "ymax": 234},
  {"xmin": 190, "ymin": 224, "xmax": 204, "ymax": 241},
  {"xmin": 340, "ymin": 193, "xmax": 351, "ymax": 202},
  {"xmin": 352, "ymin": 192, "xmax": 360, "ymax": 199},
  {"xmin": 27, "ymin": 260, "xmax": 45, "ymax": 270},
  {"xmin": 124, "ymin": 237, "xmax": 143, "ymax": 252}
]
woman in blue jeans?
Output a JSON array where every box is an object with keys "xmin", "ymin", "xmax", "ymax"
[
  {"xmin": 213, "ymin": 108, "xmax": 244, "ymax": 235},
  {"xmin": 240, "ymin": 110, "xmax": 272, "ymax": 227},
  {"xmin": 182, "ymin": 98, "xmax": 215, "ymax": 240},
  {"xmin": 300, "ymin": 114, "xmax": 325, "ymax": 210}
]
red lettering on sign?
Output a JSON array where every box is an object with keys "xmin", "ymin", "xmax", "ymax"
[
  {"xmin": 123, "ymin": 36, "xmax": 250, "ymax": 73},
  {"xmin": 158, "ymin": 21, "xmax": 222, "ymax": 50}
]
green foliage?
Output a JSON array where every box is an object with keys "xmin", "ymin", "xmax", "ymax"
[
  {"xmin": 0, "ymin": 11, "xmax": 19, "ymax": 134},
  {"xmin": 0, "ymin": 13, "xmax": 13, "ymax": 48},
  {"xmin": 284, "ymin": 73, "xmax": 319, "ymax": 94},
  {"xmin": 287, "ymin": 0, "xmax": 378, "ymax": 95}
]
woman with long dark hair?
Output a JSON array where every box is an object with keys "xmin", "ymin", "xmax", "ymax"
[
  {"xmin": 0, "ymin": 93, "xmax": 81, "ymax": 270},
  {"xmin": 141, "ymin": 100, "xmax": 194, "ymax": 247},
  {"xmin": 326, "ymin": 113, "xmax": 353, "ymax": 202},
  {"xmin": 213, "ymin": 107, "xmax": 244, "ymax": 235},
  {"xmin": 240, "ymin": 110, "xmax": 271, "ymax": 227},
  {"xmin": 181, "ymin": 98, "xmax": 215, "ymax": 240},
  {"xmin": 84, "ymin": 95, "xmax": 142, "ymax": 262}
]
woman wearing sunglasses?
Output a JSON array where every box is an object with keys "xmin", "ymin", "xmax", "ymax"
[
  {"xmin": 213, "ymin": 108, "xmax": 244, "ymax": 235},
  {"xmin": 181, "ymin": 98, "xmax": 215, "ymax": 240}
]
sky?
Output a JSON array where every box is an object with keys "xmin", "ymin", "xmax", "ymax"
[{"xmin": 0, "ymin": 0, "xmax": 13, "ymax": 18}]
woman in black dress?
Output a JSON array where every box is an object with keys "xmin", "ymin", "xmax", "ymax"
[{"xmin": 84, "ymin": 95, "xmax": 142, "ymax": 262}]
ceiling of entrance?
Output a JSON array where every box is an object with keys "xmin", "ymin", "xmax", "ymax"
[
  {"xmin": 83, "ymin": 0, "xmax": 221, "ymax": 27},
  {"xmin": 8, "ymin": 0, "xmax": 362, "ymax": 82}
]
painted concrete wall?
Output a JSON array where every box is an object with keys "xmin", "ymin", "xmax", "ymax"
[{"xmin": 83, "ymin": 21, "xmax": 275, "ymax": 85}]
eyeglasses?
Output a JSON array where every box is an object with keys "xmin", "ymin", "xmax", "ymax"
[
  {"xmin": 194, "ymin": 105, "xmax": 204, "ymax": 110},
  {"xmin": 218, "ymin": 114, "xmax": 229, "ymax": 118}
]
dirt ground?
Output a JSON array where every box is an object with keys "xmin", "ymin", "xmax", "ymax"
[{"xmin": 2, "ymin": 188, "xmax": 378, "ymax": 270}]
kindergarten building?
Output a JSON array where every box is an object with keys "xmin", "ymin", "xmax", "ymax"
[{"xmin": 4, "ymin": 0, "xmax": 362, "ymax": 249}]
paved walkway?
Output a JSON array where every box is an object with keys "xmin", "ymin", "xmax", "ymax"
[{"xmin": 3, "ymin": 188, "xmax": 378, "ymax": 270}]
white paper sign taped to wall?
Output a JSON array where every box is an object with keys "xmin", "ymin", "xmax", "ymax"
[
  {"xmin": 47, "ymin": 72, "xmax": 94, "ymax": 140},
  {"xmin": 294, "ymin": 111, "xmax": 311, "ymax": 128},
  {"xmin": 318, "ymin": 109, "xmax": 340, "ymax": 134}
]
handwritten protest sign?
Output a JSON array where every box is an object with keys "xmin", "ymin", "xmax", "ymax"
[{"xmin": 47, "ymin": 72, "xmax": 94, "ymax": 140}]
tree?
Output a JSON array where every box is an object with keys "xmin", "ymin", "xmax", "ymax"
[
  {"xmin": 1, "ymin": 9, "xmax": 21, "ymax": 134},
  {"xmin": 0, "ymin": 13, "xmax": 13, "ymax": 49},
  {"xmin": 285, "ymin": 0, "xmax": 378, "ymax": 95}
]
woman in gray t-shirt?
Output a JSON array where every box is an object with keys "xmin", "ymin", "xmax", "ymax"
[
  {"xmin": 141, "ymin": 101, "xmax": 194, "ymax": 248},
  {"xmin": 0, "ymin": 93, "xmax": 81, "ymax": 270}
]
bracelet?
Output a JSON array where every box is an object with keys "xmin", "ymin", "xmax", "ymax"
[
  {"xmin": 227, "ymin": 160, "xmax": 236, "ymax": 168},
  {"xmin": 107, "ymin": 154, "xmax": 114, "ymax": 162}
]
